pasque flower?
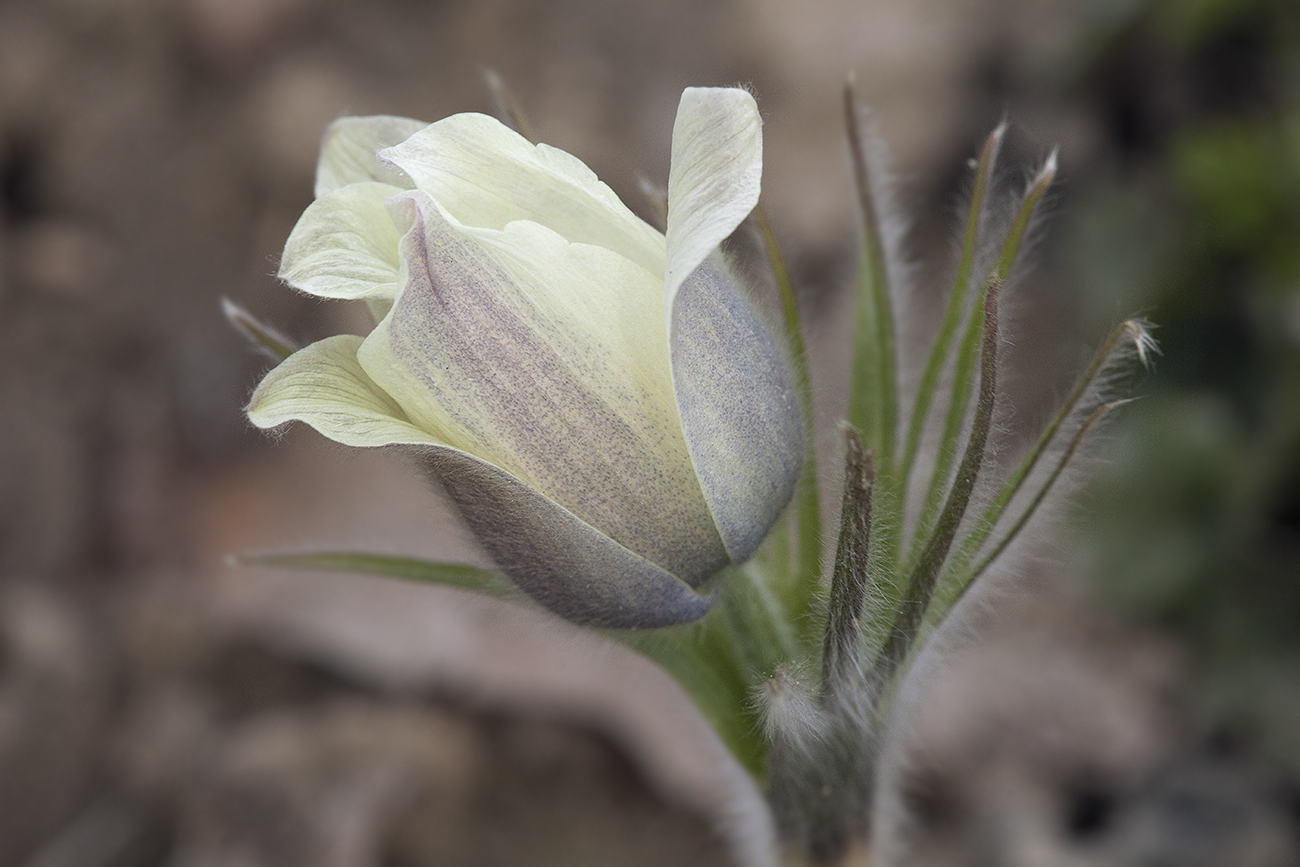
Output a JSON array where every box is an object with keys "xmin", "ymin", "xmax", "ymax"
[{"xmin": 247, "ymin": 87, "xmax": 803, "ymax": 628}]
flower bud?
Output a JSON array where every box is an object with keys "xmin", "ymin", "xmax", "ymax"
[{"xmin": 247, "ymin": 88, "xmax": 802, "ymax": 628}]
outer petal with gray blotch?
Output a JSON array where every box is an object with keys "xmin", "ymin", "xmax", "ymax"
[
  {"xmin": 664, "ymin": 88, "xmax": 802, "ymax": 565},
  {"xmin": 359, "ymin": 190, "xmax": 731, "ymax": 588},
  {"xmin": 249, "ymin": 88, "xmax": 801, "ymax": 628},
  {"xmin": 246, "ymin": 333, "xmax": 714, "ymax": 628}
]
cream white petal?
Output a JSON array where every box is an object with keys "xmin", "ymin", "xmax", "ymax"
[
  {"xmin": 279, "ymin": 182, "xmax": 404, "ymax": 301},
  {"xmin": 247, "ymin": 334, "xmax": 441, "ymax": 448},
  {"xmin": 315, "ymin": 115, "xmax": 427, "ymax": 198},
  {"xmin": 357, "ymin": 191, "xmax": 729, "ymax": 584},
  {"xmin": 378, "ymin": 113, "xmax": 666, "ymax": 276},
  {"xmin": 670, "ymin": 259, "xmax": 803, "ymax": 563},
  {"xmin": 664, "ymin": 87, "xmax": 763, "ymax": 301}
]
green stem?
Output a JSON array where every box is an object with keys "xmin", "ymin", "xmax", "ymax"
[{"xmin": 620, "ymin": 563, "xmax": 800, "ymax": 779}]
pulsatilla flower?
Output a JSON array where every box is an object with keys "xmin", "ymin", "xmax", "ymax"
[{"xmin": 247, "ymin": 87, "xmax": 803, "ymax": 628}]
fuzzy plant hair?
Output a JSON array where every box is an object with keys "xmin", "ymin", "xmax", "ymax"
[{"xmin": 752, "ymin": 82, "xmax": 1154, "ymax": 864}]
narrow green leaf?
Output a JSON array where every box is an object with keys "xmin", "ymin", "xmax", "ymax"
[
  {"xmin": 993, "ymin": 151, "xmax": 1057, "ymax": 281},
  {"xmin": 901, "ymin": 123, "xmax": 1005, "ymax": 489},
  {"xmin": 968, "ymin": 400, "xmax": 1131, "ymax": 583},
  {"xmin": 844, "ymin": 79, "xmax": 901, "ymax": 587},
  {"xmin": 907, "ymin": 153, "xmax": 1057, "ymax": 567},
  {"xmin": 919, "ymin": 399, "xmax": 1131, "ymax": 637},
  {"xmin": 906, "ymin": 292, "xmax": 983, "ymax": 567},
  {"xmin": 238, "ymin": 551, "xmax": 509, "ymax": 594},
  {"xmin": 875, "ymin": 275, "xmax": 1001, "ymax": 683},
  {"xmin": 484, "ymin": 69, "xmax": 539, "ymax": 145},
  {"xmin": 844, "ymin": 81, "xmax": 898, "ymax": 476},
  {"xmin": 938, "ymin": 319, "xmax": 1152, "ymax": 592},
  {"xmin": 242, "ymin": 549, "xmax": 778, "ymax": 777},
  {"xmin": 755, "ymin": 204, "xmax": 822, "ymax": 636},
  {"xmin": 222, "ymin": 297, "xmax": 297, "ymax": 361}
]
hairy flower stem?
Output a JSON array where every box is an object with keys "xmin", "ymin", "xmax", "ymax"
[
  {"xmin": 766, "ymin": 427, "xmax": 879, "ymax": 864},
  {"xmin": 820, "ymin": 429, "xmax": 873, "ymax": 701}
]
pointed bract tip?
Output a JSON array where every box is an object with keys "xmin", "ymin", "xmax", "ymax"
[
  {"xmin": 1123, "ymin": 318, "xmax": 1160, "ymax": 369},
  {"xmin": 766, "ymin": 669, "xmax": 789, "ymax": 699},
  {"xmin": 637, "ymin": 175, "xmax": 668, "ymax": 228},
  {"xmin": 482, "ymin": 68, "xmax": 538, "ymax": 144},
  {"xmin": 222, "ymin": 297, "xmax": 297, "ymax": 361},
  {"xmin": 837, "ymin": 422, "xmax": 874, "ymax": 482},
  {"xmin": 221, "ymin": 295, "xmax": 261, "ymax": 331},
  {"xmin": 762, "ymin": 666, "xmax": 822, "ymax": 742},
  {"xmin": 1039, "ymin": 148, "xmax": 1060, "ymax": 183}
]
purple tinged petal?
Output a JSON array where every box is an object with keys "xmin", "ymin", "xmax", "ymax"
[
  {"xmin": 670, "ymin": 259, "xmax": 803, "ymax": 562},
  {"xmin": 358, "ymin": 192, "xmax": 729, "ymax": 585},
  {"xmin": 419, "ymin": 447, "xmax": 714, "ymax": 627}
]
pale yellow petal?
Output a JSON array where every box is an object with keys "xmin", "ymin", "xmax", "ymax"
[
  {"xmin": 247, "ymin": 334, "xmax": 441, "ymax": 448},
  {"xmin": 379, "ymin": 112, "xmax": 666, "ymax": 276},
  {"xmin": 279, "ymin": 182, "xmax": 404, "ymax": 301},
  {"xmin": 664, "ymin": 87, "xmax": 763, "ymax": 300},
  {"xmin": 315, "ymin": 115, "xmax": 427, "ymax": 198}
]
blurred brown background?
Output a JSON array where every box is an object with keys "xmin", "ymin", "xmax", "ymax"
[{"xmin": 1, "ymin": 0, "xmax": 1298, "ymax": 865}]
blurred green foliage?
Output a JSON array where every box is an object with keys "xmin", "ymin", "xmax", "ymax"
[{"xmin": 1073, "ymin": 0, "xmax": 1300, "ymax": 767}]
